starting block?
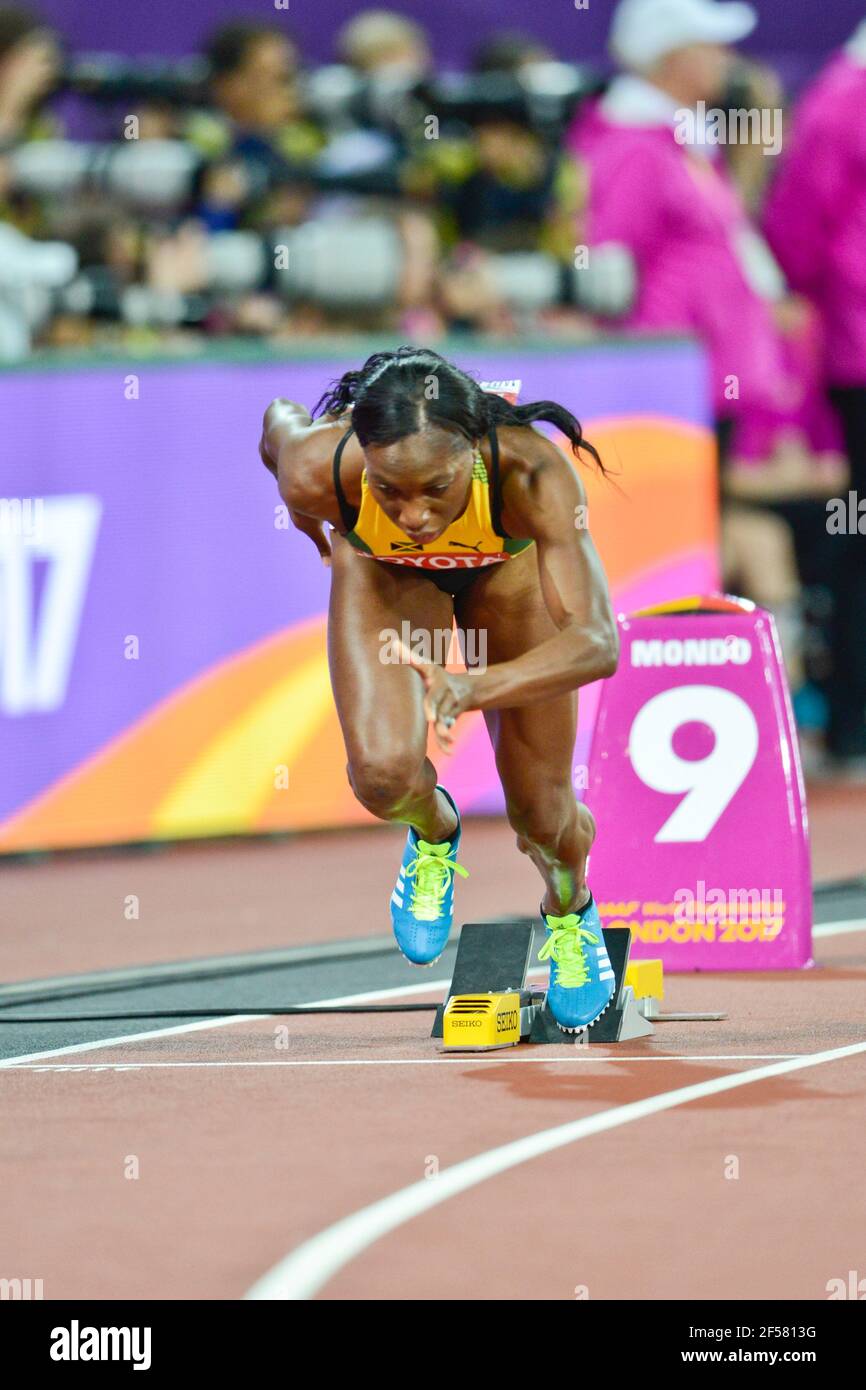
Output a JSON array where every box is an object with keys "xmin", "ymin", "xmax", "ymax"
[{"xmin": 432, "ymin": 920, "xmax": 659, "ymax": 1050}]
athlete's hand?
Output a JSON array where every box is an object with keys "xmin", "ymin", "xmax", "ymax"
[
  {"xmin": 397, "ymin": 641, "xmax": 474, "ymax": 753},
  {"xmin": 289, "ymin": 510, "xmax": 332, "ymax": 566}
]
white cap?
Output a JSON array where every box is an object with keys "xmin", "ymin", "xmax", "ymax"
[{"xmin": 609, "ymin": 0, "xmax": 757, "ymax": 69}]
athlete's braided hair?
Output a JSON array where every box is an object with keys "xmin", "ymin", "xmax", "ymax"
[{"xmin": 313, "ymin": 346, "xmax": 605, "ymax": 473}]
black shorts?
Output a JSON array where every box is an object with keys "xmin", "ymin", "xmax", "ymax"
[{"xmin": 422, "ymin": 568, "xmax": 487, "ymax": 596}]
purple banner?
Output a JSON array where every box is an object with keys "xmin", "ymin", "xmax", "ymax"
[
  {"xmin": 32, "ymin": 0, "xmax": 861, "ymax": 71},
  {"xmin": 0, "ymin": 340, "xmax": 714, "ymax": 848}
]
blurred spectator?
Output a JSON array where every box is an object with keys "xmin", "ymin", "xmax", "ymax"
[
  {"xmin": 471, "ymin": 31, "xmax": 555, "ymax": 75},
  {"xmin": 188, "ymin": 21, "xmax": 322, "ymax": 233},
  {"xmin": 567, "ymin": 0, "xmax": 790, "ymax": 450},
  {"xmin": 399, "ymin": 44, "xmax": 590, "ymax": 337},
  {"xmin": 566, "ymin": 0, "xmax": 842, "ymax": 689},
  {"xmin": 0, "ymin": 5, "xmax": 60, "ymax": 148},
  {"xmin": 205, "ymin": 21, "xmax": 301, "ymax": 140},
  {"xmin": 412, "ymin": 104, "xmax": 585, "ymax": 259},
  {"xmin": 763, "ymin": 20, "xmax": 866, "ymax": 769},
  {"xmin": 336, "ymin": 10, "xmax": 430, "ymax": 80},
  {"xmin": 0, "ymin": 6, "xmax": 77, "ymax": 358},
  {"xmin": 0, "ymin": 5, "xmax": 62, "ymax": 238},
  {"xmin": 0, "ymin": 8, "xmax": 599, "ymax": 354},
  {"xmin": 719, "ymin": 53, "xmax": 783, "ymax": 214},
  {"xmin": 0, "ymin": 219, "xmax": 76, "ymax": 359},
  {"xmin": 312, "ymin": 10, "xmax": 432, "ymax": 184}
]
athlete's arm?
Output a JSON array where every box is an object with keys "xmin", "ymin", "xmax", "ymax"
[
  {"xmin": 258, "ymin": 398, "xmax": 340, "ymax": 564},
  {"xmin": 473, "ymin": 444, "xmax": 618, "ymax": 707}
]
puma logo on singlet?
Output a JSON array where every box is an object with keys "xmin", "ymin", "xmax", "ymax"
[{"xmin": 389, "ymin": 538, "xmax": 484, "ymax": 553}]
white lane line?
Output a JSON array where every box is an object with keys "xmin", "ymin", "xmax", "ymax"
[
  {"xmin": 0, "ymin": 979, "xmax": 450, "ymax": 1069},
  {"xmin": 0, "ymin": 915, "xmax": 861, "ymax": 1070},
  {"xmin": 245, "ymin": 1038, "xmax": 866, "ymax": 1301},
  {"xmin": 2, "ymin": 1053, "xmax": 806, "ymax": 1072},
  {"xmin": 813, "ymin": 918, "xmax": 866, "ymax": 938},
  {"xmin": 0, "ymin": 1013, "xmax": 268, "ymax": 1070}
]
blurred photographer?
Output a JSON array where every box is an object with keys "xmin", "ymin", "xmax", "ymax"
[
  {"xmin": 400, "ymin": 76, "xmax": 589, "ymax": 339},
  {"xmin": 0, "ymin": 6, "xmax": 77, "ymax": 358},
  {"xmin": 0, "ymin": 4, "xmax": 62, "ymax": 235},
  {"xmin": 0, "ymin": 4, "xmax": 60, "ymax": 149},
  {"xmin": 337, "ymin": 9, "xmax": 430, "ymax": 82},
  {"xmin": 188, "ymin": 21, "xmax": 323, "ymax": 234}
]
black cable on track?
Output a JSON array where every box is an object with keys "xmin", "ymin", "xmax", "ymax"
[{"xmin": 0, "ymin": 1002, "xmax": 439, "ymax": 1023}]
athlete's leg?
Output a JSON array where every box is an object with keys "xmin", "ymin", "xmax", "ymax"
[
  {"xmin": 328, "ymin": 531, "xmax": 457, "ymax": 842},
  {"xmin": 457, "ymin": 549, "xmax": 615, "ymax": 1028},
  {"xmin": 456, "ymin": 548, "xmax": 595, "ymax": 916}
]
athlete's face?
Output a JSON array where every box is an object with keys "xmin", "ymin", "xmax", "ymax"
[{"xmin": 364, "ymin": 430, "xmax": 475, "ymax": 544}]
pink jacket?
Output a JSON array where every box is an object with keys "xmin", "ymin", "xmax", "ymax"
[
  {"xmin": 763, "ymin": 54, "xmax": 866, "ymax": 389},
  {"xmin": 569, "ymin": 99, "xmax": 788, "ymax": 420}
]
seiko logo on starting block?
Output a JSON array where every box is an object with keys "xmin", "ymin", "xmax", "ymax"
[
  {"xmin": 631, "ymin": 637, "xmax": 752, "ymax": 668},
  {"xmin": 442, "ymin": 990, "xmax": 523, "ymax": 1049}
]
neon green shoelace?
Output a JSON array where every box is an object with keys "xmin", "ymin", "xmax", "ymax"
[
  {"xmin": 405, "ymin": 840, "xmax": 468, "ymax": 922},
  {"xmin": 537, "ymin": 913, "xmax": 600, "ymax": 988}
]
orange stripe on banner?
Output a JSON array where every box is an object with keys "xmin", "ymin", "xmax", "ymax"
[
  {"xmin": 151, "ymin": 652, "xmax": 334, "ymax": 837},
  {"xmin": 564, "ymin": 419, "xmax": 717, "ymax": 590},
  {"xmin": 0, "ymin": 619, "xmax": 327, "ymax": 850}
]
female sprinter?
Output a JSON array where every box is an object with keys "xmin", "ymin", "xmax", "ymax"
[{"xmin": 258, "ymin": 348, "xmax": 619, "ymax": 1032}]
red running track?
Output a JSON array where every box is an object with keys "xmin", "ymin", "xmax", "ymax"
[{"xmin": 0, "ymin": 791, "xmax": 864, "ymax": 1301}]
